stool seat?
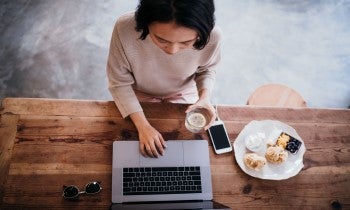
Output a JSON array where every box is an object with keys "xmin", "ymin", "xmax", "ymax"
[{"xmin": 247, "ymin": 84, "xmax": 307, "ymax": 107}]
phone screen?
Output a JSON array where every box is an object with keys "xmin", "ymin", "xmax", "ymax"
[{"xmin": 209, "ymin": 124, "xmax": 231, "ymax": 150}]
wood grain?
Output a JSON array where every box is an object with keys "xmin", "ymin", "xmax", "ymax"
[
  {"xmin": 1, "ymin": 98, "xmax": 349, "ymax": 209},
  {"xmin": 0, "ymin": 114, "xmax": 18, "ymax": 205}
]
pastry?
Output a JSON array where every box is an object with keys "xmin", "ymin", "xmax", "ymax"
[
  {"xmin": 265, "ymin": 146, "xmax": 288, "ymax": 163},
  {"xmin": 243, "ymin": 153, "xmax": 267, "ymax": 171},
  {"xmin": 276, "ymin": 132, "xmax": 302, "ymax": 154},
  {"xmin": 276, "ymin": 132, "xmax": 290, "ymax": 149}
]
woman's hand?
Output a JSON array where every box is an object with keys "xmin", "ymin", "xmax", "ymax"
[
  {"xmin": 138, "ymin": 123, "xmax": 167, "ymax": 158},
  {"xmin": 130, "ymin": 112, "xmax": 167, "ymax": 158},
  {"xmin": 186, "ymin": 89, "xmax": 216, "ymax": 130}
]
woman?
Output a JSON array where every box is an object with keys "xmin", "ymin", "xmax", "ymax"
[{"xmin": 107, "ymin": 0, "xmax": 221, "ymax": 158}]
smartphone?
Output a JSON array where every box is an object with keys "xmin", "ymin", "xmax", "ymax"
[{"xmin": 207, "ymin": 120, "xmax": 233, "ymax": 154}]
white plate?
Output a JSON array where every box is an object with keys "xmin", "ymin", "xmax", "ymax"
[{"xmin": 233, "ymin": 120, "xmax": 306, "ymax": 180}]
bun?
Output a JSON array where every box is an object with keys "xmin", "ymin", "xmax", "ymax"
[
  {"xmin": 265, "ymin": 146, "xmax": 288, "ymax": 163},
  {"xmin": 243, "ymin": 153, "xmax": 267, "ymax": 171}
]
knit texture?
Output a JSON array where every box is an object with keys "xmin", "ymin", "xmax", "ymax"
[{"xmin": 107, "ymin": 12, "xmax": 222, "ymax": 118}]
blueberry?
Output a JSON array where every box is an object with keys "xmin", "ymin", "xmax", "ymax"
[{"xmin": 286, "ymin": 139, "xmax": 302, "ymax": 154}]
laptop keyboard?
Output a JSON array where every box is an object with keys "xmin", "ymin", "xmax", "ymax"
[{"xmin": 123, "ymin": 166, "xmax": 202, "ymax": 195}]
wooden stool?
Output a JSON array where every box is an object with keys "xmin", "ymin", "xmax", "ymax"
[{"xmin": 247, "ymin": 84, "xmax": 307, "ymax": 107}]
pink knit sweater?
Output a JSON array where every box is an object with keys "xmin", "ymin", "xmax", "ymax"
[{"xmin": 107, "ymin": 12, "xmax": 222, "ymax": 118}]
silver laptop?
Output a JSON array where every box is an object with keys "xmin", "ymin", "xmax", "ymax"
[
  {"xmin": 112, "ymin": 140, "xmax": 213, "ymax": 203},
  {"xmin": 110, "ymin": 200, "xmax": 231, "ymax": 210}
]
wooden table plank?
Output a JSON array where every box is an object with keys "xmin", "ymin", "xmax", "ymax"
[
  {"xmin": 1, "ymin": 98, "xmax": 121, "ymax": 117},
  {"xmin": 0, "ymin": 114, "xmax": 18, "ymax": 205},
  {"xmin": 2, "ymin": 98, "xmax": 350, "ymax": 123}
]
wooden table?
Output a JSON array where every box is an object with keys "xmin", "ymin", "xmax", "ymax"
[{"xmin": 0, "ymin": 98, "xmax": 349, "ymax": 209}]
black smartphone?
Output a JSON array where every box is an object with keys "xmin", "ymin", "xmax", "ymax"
[{"xmin": 208, "ymin": 120, "xmax": 233, "ymax": 154}]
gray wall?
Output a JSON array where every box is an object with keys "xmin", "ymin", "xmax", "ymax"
[{"xmin": 1, "ymin": 0, "xmax": 349, "ymax": 108}]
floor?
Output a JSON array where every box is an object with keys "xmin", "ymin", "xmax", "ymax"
[{"xmin": 1, "ymin": 0, "xmax": 349, "ymax": 108}]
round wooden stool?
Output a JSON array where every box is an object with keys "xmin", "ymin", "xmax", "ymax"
[{"xmin": 247, "ymin": 84, "xmax": 307, "ymax": 107}]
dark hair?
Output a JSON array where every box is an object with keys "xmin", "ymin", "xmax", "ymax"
[{"xmin": 135, "ymin": 0, "xmax": 215, "ymax": 50}]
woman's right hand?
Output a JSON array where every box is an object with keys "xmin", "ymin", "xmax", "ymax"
[
  {"xmin": 130, "ymin": 112, "xmax": 167, "ymax": 158},
  {"xmin": 137, "ymin": 123, "xmax": 167, "ymax": 158}
]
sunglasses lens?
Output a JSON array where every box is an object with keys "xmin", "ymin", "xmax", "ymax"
[
  {"xmin": 63, "ymin": 186, "xmax": 79, "ymax": 198},
  {"xmin": 85, "ymin": 182, "xmax": 101, "ymax": 194}
]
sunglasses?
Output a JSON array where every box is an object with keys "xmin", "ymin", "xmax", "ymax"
[{"xmin": 62, "ymin": 181, "xmax": 102, "ymax": 199}]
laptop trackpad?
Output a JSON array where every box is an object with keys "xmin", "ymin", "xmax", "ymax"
[{"xmin": 140, "ymin": 141, "xmax": 184, "ymax": 167}]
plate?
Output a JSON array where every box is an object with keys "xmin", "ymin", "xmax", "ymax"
[{"xmin": 233, "ymin": 120, "xmax": 306, "ymax": 180}]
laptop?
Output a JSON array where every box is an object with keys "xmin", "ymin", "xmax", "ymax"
[{"xmin": 111, "ymin": 140, "xmax": 230, "ymax": 209}]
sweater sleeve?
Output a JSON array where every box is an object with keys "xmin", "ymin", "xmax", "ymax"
[
  {"xmin": 106, "ymin": 22, "xmax": 143, "ymax": 118},
  {"xmin": 194, "ymin": 27, "xmax": 222, "ymax": 93}
]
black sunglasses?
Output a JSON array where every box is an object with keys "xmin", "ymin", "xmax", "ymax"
[{"xmin": 62, "ymin": 181, "xmax": 102, "ymax": 199}]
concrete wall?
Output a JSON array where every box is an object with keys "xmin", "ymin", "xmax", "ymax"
[{"xmin": 1, "ymin": 0, "xmax": 349, "ymax": 108}]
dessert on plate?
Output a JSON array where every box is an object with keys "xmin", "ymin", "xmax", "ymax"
[
  {"xmin": 243, "ymin": 153, "xmax": 267, "ymax": 171},
  {"xmin": 265, "ymin": 145, "xmax": 288, "ymax": 163},
  {"xmin": 244, "ymin": 132, "xmax": 265, "ymax": 152}
]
